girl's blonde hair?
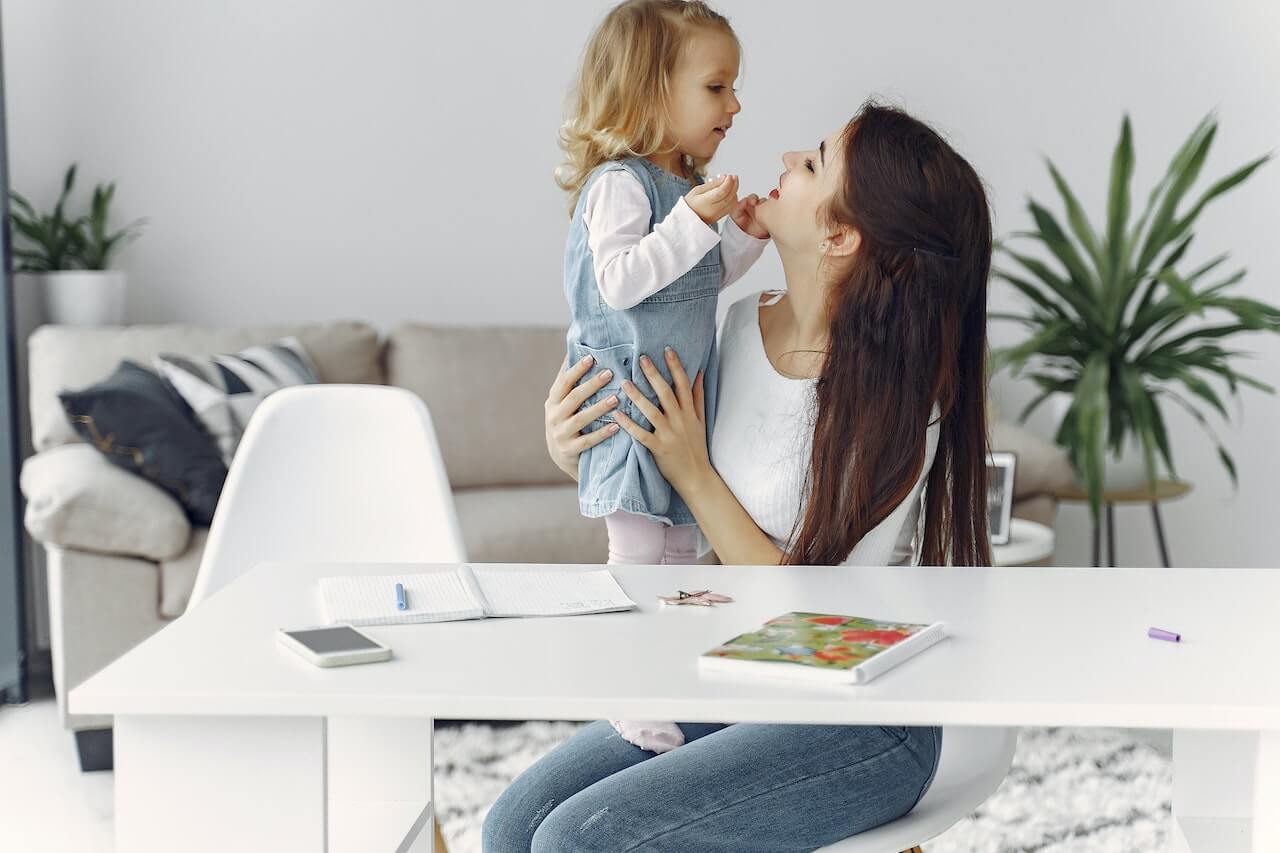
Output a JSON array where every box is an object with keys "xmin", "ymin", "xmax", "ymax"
[{"xmin": 557, "ymin": 0, "xmax": 738, "ymax": 214}]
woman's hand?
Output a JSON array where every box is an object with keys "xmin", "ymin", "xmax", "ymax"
[
  {"xmin": 544, "ymin": 355, "xmax": 620, "ymax": 481},
  {"xmin": 612, "ymin": 347, "xmax": 787, "ymax": 566},
  {"xmin": 613, "ymin": 347, "xmax": 713, "ymax": 496}
]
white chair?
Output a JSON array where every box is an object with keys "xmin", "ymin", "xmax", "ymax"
[
  {"xmin": 187, "ymin": 383, "xmax": 466, "ymax": 608},
  {"xmin": 816, "ymin": 726, "xmax": 1018, "ymax": 852},
  {"xmin": 185, "ymin": 384, "xmax": 464, "ymax": 852}
]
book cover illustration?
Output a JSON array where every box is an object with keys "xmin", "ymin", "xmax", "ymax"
[{"xmin": 703, "ymin": 612, "xmax": 931, "ymax": 671}]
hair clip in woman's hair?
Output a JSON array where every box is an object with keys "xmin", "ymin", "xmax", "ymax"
[
  {"xmin": 658, "ymin": 589, "xmax": 734, "ymax": 607},
  {"xmin": 912, "ymin": 246, "xmax": 959, "ymax": 261}
]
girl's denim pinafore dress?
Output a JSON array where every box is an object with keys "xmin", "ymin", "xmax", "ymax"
[{"xmin": 563, "ymin": 157, "xmax": 720, "ymax": 527}]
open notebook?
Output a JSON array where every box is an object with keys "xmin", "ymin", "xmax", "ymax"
[{"xmin": 318, "ymin": 565, "xmax": 636, "ymax": 626}]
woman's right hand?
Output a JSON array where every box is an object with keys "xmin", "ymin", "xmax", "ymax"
[{"xmin": 544, "ymin": 355, "xmax": 620, "ymax": 481}]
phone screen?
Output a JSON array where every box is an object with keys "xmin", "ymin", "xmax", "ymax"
[{"xmin": 284, "ymin": 626, "xmax": 382, "ymax": 654}]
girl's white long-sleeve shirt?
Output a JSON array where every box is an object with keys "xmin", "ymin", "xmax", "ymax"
[{"xmin": 583, "ymin": 170, "xmax": 768, "ymax": 309}]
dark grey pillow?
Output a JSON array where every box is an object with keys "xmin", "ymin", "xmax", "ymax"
[{"xmin": 59, "ymin": 360, "xmax": 228, "ymax": 525}]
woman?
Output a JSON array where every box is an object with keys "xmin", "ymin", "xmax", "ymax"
[{"xmin": 484, "ymin": 102, "xmax": 993, "ymax": 853}]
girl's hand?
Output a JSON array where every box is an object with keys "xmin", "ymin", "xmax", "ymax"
[
  {"xmin": 731, "ymin": 193, "xmax": 770, "ymax": 239},
  {"xmin": 685, "ymin": 174, "xmax": 739, "ymax": 226},
  {"xmin": 613, "ymin": 347, "xmax": 712, "ymax": 496},
  {"xmin": 544, "ymin": 355, "xmax": 620, "ymax": 480}
]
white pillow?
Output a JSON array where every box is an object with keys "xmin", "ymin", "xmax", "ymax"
[{"xmin": 21, "ymin": 444, "xmax": 191, "ymax": 561}]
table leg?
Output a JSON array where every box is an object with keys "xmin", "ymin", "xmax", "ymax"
[
  {"xmin": 1253, "ymin": 730, "xmax": 1280, "ymax": 851},
  {"xmin": 114, "ymin": 714, "xmax": 437, "ymax": 853},
  {"xmin": 1170, "ymin": 729, "xmax": 1277, "ymax": 852},
  {"xmin": 327, "ymin": 716, "xmax": 436, "ymax": 853},
  {"xmin": 1152, "ymin": 502, "xmax": 1172, "ymax": 567},
  {"xmin": 1091, "ymin": 518, "xmax": 1101, "ymax": 568},
  {"xmin": 114, "ymin": 714, "xmax": 326, "ymax": 853},
  {"xmin": 1106, "ymin": 503, "xmax": 1117, "ymax": 567}
]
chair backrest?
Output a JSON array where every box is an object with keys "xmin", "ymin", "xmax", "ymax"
[{"xmin": 187, "ymin": 384, "xmax": 466, "ymax": 609}]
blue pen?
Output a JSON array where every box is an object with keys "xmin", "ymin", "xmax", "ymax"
[{"xmin": 395, "ymin": 582, "xmax": 407, "ymax": 611}]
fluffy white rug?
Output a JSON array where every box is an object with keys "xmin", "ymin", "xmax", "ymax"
[{"xmin": 433, "ymin": 723, "xmax": 1172, "ymax": 852}]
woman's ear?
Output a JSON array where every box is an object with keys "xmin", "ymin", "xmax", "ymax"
[{"xmin": 825, "ymin": 225, "xmax": 861, "ymax": 258}]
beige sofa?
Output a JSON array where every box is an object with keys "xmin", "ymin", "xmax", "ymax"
[{"xmin": 20, "ymin": 319, "xmax": 1072, "ymax": 769}]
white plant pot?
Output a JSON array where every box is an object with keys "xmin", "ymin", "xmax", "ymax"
[
  {"xmin": 1048, "ymin": 393, "xmax": 1151, "ymax": 493},
  {"xmin": 1101, "ymin": 436, "xmax": 1150, "ymax": 492},
  {"xmin": 37, "ymin": 270, "xmax": 127, "ymax": 326}
]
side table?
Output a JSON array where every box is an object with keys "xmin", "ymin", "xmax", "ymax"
[
  {"xmin": 992, "ymin": 518, "xmax": 1056, "ymax": 567},
  {"xmin": 1054, "ymin": 479, "xmax": 1192, "ymax": 567}
]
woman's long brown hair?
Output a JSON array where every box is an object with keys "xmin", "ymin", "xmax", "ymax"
[{"xmin": 784, "ymin": 103, "xmax": 993, "ymax": 567}]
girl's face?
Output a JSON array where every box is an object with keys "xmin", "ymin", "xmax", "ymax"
[
  {"xmin": 666, "ymin": 29, "xmax": 741, "ymax": 162},
  {"xmin": 756, "ymin": 128, "xmax": 848, "ymax": 253}
]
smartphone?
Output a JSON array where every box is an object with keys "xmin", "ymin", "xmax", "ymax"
[{"xmin": 276, "ymin": 625, "xmax": 392, "ymax": 668}]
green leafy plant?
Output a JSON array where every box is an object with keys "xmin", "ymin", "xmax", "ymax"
[
  {"xmin": 9, "ymin": 163, "xmax": 145, "ymax": 272},
  {"xmin": 9, "ymin": 164, "xmax": 83, "ymax": 272},
  {"xmin": 78, "ymin": 181, "xmax": 146, "ymax": 270},
  {"xmin": 991, "ymin": 113, "xmax": 1278, "ymax": 519}
]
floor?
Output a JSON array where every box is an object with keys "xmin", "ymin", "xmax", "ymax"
[
  {"xmin": 1, "ymin": 682, "xmax": 114, "ymax": 852},
  {"xmin": 1, "ymin": 679, "xmax": 1175, "ymax": 853}
]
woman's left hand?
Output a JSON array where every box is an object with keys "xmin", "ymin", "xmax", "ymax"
[{"xmin": 613, "ymin": 347, "xmax": 712, "ymax": 496}]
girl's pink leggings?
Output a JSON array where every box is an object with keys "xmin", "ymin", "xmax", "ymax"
[{"xmin": 605, "ymin": 511, "xmax": 698, "ymax": 566}]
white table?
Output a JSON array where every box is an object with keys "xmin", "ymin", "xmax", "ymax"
[
  {"xmin": 992, "ymin": 518, "xmax": 1055, "ymax": 566},
  {"xmin": 72, "ymin": 562, "xmax": 1280, "ymax": 853}
]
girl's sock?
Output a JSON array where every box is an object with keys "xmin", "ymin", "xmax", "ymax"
[{"xmin": 607, "ymin": 720, "xmax": 685, "ymax": 754}]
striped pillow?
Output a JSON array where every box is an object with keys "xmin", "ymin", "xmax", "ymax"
[{"xmin": 154, "ymin": 337, "xmax": 319, "ymax": 463}]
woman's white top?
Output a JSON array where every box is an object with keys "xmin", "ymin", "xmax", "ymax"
[{"xmin": 709, "ymin": 291, "xmax": 940, "ymax": 566}]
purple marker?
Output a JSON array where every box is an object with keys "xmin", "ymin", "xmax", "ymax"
[{"xmin": 1148, "ymin": 627, "xmax": 1180, "ymax": 643}]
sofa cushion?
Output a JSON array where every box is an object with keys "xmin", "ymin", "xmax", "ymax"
[
  {"xmin": 385, "ymin": 325, "xmax": 569, "ymax": 489},
  {"xmin": 21, "ymin": 443, "xmax": 192, "ymax": 561},
  {"xmin": 155, "ymin": 336, "xmax": 320, "ymax": 463},
  {"xmin": 990, "ymin": 421, "xmax": 1076, "ymax": 499},
  {"xmin": 454, "ymin": 484, "xmax": 607, "ymax": 564},
  {"xmin": 59, "ymin": 361, "xmax": 228, "ymax": 524},
  {"xmin": 29, "ymin": 321, "xmax": 382, "ymax": 452}
]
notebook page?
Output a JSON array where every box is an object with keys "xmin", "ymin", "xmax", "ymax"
[
  {"xmin": 470, "ymin": 568, "xmax": 636, "ymax": 617},
  {"xmin": 319, "ymin": 570, "xmax": 485, "ymax": 626}
]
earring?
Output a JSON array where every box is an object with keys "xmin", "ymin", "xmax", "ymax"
[{"xmin": 819, "ymin": 241, "xmax": 830, "ymax": 252}]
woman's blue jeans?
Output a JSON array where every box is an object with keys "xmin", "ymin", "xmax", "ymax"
[{"xmin": 481, "ymin": 721, "xmax": 941, "ymax": 853}]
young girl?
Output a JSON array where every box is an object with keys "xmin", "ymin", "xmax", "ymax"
[
  {"xmin": 558, "ymin": 0, "xmax": 768, "ymax": 756},
  {"xmin": 559, "ymin": 0, "xmax": 768, "ymax": 573}
]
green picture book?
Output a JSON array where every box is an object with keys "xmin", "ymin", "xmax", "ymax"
[{"xmin": 699, "ymin": 612, "xmax": 947, "ymax": 685}]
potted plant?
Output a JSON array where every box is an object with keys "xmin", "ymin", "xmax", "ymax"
[
  {"xmin": 991, "ymin": 113, "xmax": 1278, "ymax": 520},
  {"xmin": 9, "ymin": 164, "xmax": 145, "ymax": 326}
]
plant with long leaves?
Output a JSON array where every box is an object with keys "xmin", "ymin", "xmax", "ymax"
[
  {"xmin": 9, "ymin": 164, "xmax": 83, "ymax": 272},
  {"xmin": 9, "ymin": 163, "xmax": 145, "ymax": 272},
  {"xmin": 991, "ymin": 113, "xmax": 1277, "ymax": 520},
  {"xmin": 78, "ymin": 181, "xmax": 146, "ymax": 270}
]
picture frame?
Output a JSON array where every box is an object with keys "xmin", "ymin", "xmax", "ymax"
[{"xmin": 986, "ymin": 451, "xmax": 1017, "ymax": 547}]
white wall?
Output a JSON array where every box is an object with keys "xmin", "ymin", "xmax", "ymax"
[{"xmin": 5, "ymin": 0, "xmax": 1279, "ymax": 569}]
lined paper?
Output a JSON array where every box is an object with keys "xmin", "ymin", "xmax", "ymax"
[
  {"xmin": 319, "ymin": 571, "xmax": 484, "ymax": 626},
  {"xmin": 318, "ymin": 566, "xmax": 636, "ymax": 626},
  {"xmin": 472, "ymin": 568, "xmax": 636, "ymax": 617}
]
